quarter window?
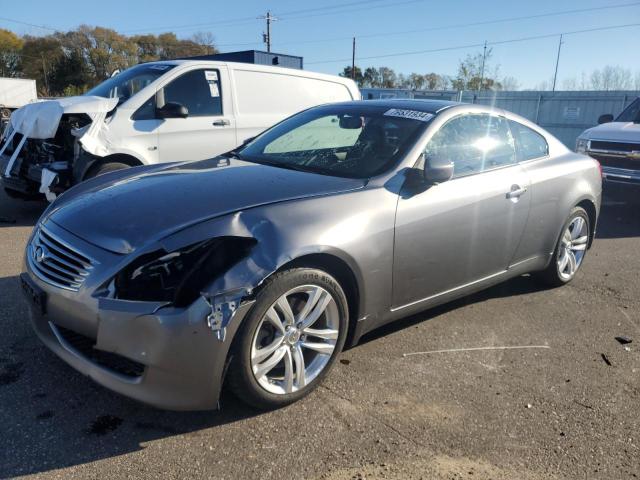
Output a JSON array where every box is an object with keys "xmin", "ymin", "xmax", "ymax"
[
  {"xmin": 162, "ymin": 69, "xmax": 222, "ymax": 117},
  {"xmin": 508, "ymin": 120, "xmax": 549, "ymax": 161},
  {"xmin": 425, "ymin": 114, "xmax": 516, "ymax": 177}
]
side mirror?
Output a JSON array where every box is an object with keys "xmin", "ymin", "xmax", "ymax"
[
  {"xmin": 598, "ymin": 113, "xmax": 614, "ymax": 124},
  {"xmin": 424, "ymin": 153, "xmax": 454, "ymax": 184},
  {"xmin": 156, "ymin": 102, "xmax": 189, "ymax": 119}
]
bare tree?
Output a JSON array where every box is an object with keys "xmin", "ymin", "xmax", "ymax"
[{"xmin": 590, "ymin": 66, "xmax": 632, "ymax": 91}]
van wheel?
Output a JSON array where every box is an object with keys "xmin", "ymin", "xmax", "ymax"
[
  {"xmin": 227, "ymin": 268, "xmax": 348, "ymax": 410},
  {"xmin": 535, "ymin": 206, "xmax": 590, "ymax": 287},
  {"xmin": 85, "ymin": 162, "xmax": 130, "ymax": 179}
]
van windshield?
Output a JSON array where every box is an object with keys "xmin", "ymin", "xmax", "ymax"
[
  {"xmin": 616, "ymin": 97, "xmax": 640, "ymax": 123},
  {"xmin": 86, "ymin": 64, "xmax": 176, "ymax": 104}
]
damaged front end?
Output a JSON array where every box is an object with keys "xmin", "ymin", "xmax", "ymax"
[
  {"xmin": 110, "ymin": 236, "xmax": 257, "ymax": 341},
  {"xmin": 1, "ymin": 114, "xmax": 91, "ymax": 199},
  {"xmin": 0, "ymin": 96, "xmax": 118, "ymax": 201}
]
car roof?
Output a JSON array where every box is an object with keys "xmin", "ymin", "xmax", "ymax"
[{"xmin": 329, "ymin": 98, "xmax": 461, "ymax": 113}]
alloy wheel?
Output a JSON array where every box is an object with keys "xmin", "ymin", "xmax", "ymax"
[
  {"xmin": 250, "ymin": 285, "xmax": 340, "ymax": 395},
  {"xmin": 557, "ymin": 216, "xmax": 589, "ymax": 281}
]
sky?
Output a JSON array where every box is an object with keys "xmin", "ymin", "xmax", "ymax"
[{"xmin": 1, "ymin": 0, "xmax": 640, "ymax": 89}]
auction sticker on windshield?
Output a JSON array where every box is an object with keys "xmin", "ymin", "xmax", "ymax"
[{"xmin": 384, "ymin": 109, "xmax": 434, "ymax": 122}]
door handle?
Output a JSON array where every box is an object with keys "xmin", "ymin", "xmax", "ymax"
[
  {"xmin": 212, "ymin": 119, "xmax": 231, "ymax": 127},
  {"xmin": 506, "ymin": 185, "xmax": 527, "ymax": 199}
]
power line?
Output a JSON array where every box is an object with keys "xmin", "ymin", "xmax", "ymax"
[
  {"xmin": 276, "ymin": 0, "xmax": 640, "ymax": 47},
  {"xmin": 213, "ymin": 1, "xmax": 640, "ymax": 50},
  {"xmin": 121, "ymin": 0, "xmax": 406, "ymax": 34},
  {"xmin": 0, "ymin": 16, "xmax": 59, "ymax": 32},
  {"xmin": 306, "ymin": 22, "xmax": 640, "ymax": 65}
]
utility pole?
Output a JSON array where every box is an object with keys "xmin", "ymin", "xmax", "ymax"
[
  {"xmin": 479, "ymin": 40, "xmax": 487, "ymax": 91},
  {"xmin": 552, "ymin": 34, "xmax": 563, "ymax": 92},
  {"xmin": 351, "ymin": 37, "xmax": 356, "ymax": 80},
  {"xmin": 258, "ymin": 11, "xmax": 278, "ymax": 52}
]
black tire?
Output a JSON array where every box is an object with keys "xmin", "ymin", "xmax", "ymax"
[
  {"xmin": 535, "ymin": 206, "xmax": 590, "ymax": 287},
  {"xmin": 227, "ymin": 268, "xmax": 349, "ymax": 410},
  {"xmin": 85, "ymin": 161, "xmax": 130, "ymax": 179}
]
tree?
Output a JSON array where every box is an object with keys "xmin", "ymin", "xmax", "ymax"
[
  {"xmin": 191, "ymin": 32, "xmax": 218, "ymax": 55},
  {"xmin": 378, "ymin": 67, "xmax": 397, "ymax": 88},
  {"xmin": 362, "ymin": 67, "xmax": 381, "ymax": 87},
  {"xmin": 340, "ymin": 65, "xmax": 364, "ymax": 86},
  {"xmin": 590, "ymin": 66, "xmax": 632, "ymax": 91},
  {"xmin": 452, "ymin": 48, "xmax": 501, "ymax": 90},
  {"xmin": 408, "ymin": 73, "xmax": 425, "ymax": 90},
  {"xmin": 0, "ymin": 29, "xmax": 23, "ymax": 77}
]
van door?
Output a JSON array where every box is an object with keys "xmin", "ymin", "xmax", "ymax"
[{"xmin": 158, "ymin": 66, "xmax": 236, "ymax": 162}]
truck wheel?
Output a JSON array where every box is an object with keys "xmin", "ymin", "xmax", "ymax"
[
  {"xmin": 227, "ymin": 268, "xmax": 348, "ymax": 410},
  {"xmin": 85, "ymin": 162, "xmax": 130, "ymax": 179}
]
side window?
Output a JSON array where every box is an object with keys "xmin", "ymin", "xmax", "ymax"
[
  {"xmin": 132, "ymin": 96, "xmax": 156, "ymax": 121},
  {"xmin": 162, "ymin": 69, "xmax": 222, "ymax": 117},
  {"xmin": 425, "ymin": 114, "xmax": 516, "ymax": 178},
  {"xmin": 508, "ymin": 120, "xmax": 549, "ymax": 161}
]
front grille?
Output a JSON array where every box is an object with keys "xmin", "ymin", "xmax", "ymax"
[
  {"xmin": 54, "ymin": 324, "xmax": 145, "ymax": 378},
  {"xmin": 28, "ymin": 225, "xmax": 94, "ymax": 291},
  {"xmin": 590, "ymin": 153, "xmax": 640, "ymax": 171},
  {"xmin": 590, "ymin": 140, "xmax": 640, "ymax": 153}
]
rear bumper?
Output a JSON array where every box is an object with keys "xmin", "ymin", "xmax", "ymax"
[{"xmin": 23, "ymin": 266, "xmax": 254, "ymax": 411}]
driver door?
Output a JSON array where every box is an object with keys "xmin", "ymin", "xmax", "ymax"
[
  {"xmin": 392, "ymin": 113, "xmax": 531, "ymax": 308},
  {"xmin": 158, "ymin": 67, "xmax": 237, "ymax": 162}
]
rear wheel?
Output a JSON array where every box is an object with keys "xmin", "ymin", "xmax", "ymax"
[
  {"xmin": 84, "ymin": 161, "xmax": 130, "ymax": 179},
  {"xmin": 227, "ymin": 268, "xmax": 348, "ymax": 409},
  {"xmin": 536, "ymin": 206, "xmax": 590, "ymax": 287}
]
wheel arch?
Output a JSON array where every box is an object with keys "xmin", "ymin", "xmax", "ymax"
[
  {"xmin": 264, "ymin": 252, "xmax": 363, "ymax": 349},
  {"xmin": 81, "ymin": 153, "xmax": 144, "ymax": 180},
  {"xmin": 576, "ymin": 198, "xmax": 597, "ymax": 248}
]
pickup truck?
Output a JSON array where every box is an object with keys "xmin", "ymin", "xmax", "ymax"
[
  {"xmin": 576, "ymin": 97, "xmax": 640, "ymax": 187},
  {"xmin": 0, "ymin": 60, "xmax": 359, "ymax": 201}
]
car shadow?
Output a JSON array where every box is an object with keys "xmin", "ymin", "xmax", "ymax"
[
  {"xmin": 355, "ymin": 274, "xmax": 548, "ymax": 347},
  {"xmin": 0, "ymin": 188, "xmax": 46, "ymax": 228},
  {"xmin": 0, "ymin": 274, "xmax": 262, "ymax": 478},
  {"xmin": 596, "ymin": 187, "xmax": 640, "ymax": 239}
]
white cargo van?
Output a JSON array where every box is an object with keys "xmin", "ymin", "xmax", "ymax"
[{"xmin": 0, "ymin": 60, "xmax": 360, "ymax": 200}]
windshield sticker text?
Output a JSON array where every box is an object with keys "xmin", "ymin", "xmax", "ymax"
[{"xmin": 384, "ymin": 109, "xmax": 434, "ymax": 122}]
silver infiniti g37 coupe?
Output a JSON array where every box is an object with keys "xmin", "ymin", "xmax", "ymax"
[{"xmin": 21, "ymin": 100, "xmax": 602, "ymax": 410}]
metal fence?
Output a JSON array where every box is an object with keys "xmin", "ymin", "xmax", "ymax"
[{"xmin": 361, "ymin": 88, "xmax": 640, "ymax": 148}]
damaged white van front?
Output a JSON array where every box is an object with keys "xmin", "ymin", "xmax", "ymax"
[{"xmin": 0, "ymin": 60, "xmax": 360, "ymax": 201}]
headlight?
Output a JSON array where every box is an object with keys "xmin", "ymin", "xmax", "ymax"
[
  {"xmin": 113, "ymin": 237, "xmax": 255, "ymax": 306},
  {"xmin": 576, "ymin": 138, "xmax": 589, "ymax": 154}
]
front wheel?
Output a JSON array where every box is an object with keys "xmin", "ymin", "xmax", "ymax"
[
  {"xmin": 227, "ymin": 268, "xmax": 348, "ymax": 409},
  {"xmin": 536, "ymin": 206, "xmax": 590, "ymax": 287},
  {"xmin": 84, "ymin": 161, "xmax": 130, "ymax": 180}
]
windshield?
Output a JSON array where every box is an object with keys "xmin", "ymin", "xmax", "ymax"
[
  {"xmin": 616, "ymin": 97, "xmax": 640, "ymax": 123},
  {"xmin": 85, "ymin": 63, "xmax": 176, "ymax": 104},
  {"xmin": 238, "ymin": 105, "xmax": 430, "ymax": 178}
]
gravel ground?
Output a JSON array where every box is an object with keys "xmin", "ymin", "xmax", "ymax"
[{"xmin": 0, "ymin": 186, "xmax": 638, "ymax": 480}]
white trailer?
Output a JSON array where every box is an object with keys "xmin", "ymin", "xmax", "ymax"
[{"xmin": 0, "ymin": 78, "xmax": 37, "ymax": 118}]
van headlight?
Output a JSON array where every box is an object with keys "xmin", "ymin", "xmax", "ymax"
[
  {"xmin": 113, "ymin": 237, "xmax": 255, "ymax": 306},
  {"xmin": 576, "ymin": 138, "xmax": 589, "ymax": 154}
]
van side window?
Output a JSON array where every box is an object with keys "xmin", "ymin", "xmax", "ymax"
[
  {"xmin": 132, "ymin": 96, "xmax": 156, "ymax": 121},
  {"xmin": 163, "ymin": 69, "xmax": 222, "ymax": 117},
  {"xmin": 426, "ymin": 114, "xmax": 516, "ymax": 178},
  {"xmin": 508, "ymin": 120, "xmax": 549, "ymax": 161}
]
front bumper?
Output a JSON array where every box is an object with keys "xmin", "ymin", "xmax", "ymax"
[
  {"xmin": 601, "ymin": 166, "xmax": 640, "ymax": 186},
  {"xmin": 22, "ymin": 223, "xmax": 254, "ymax": 411}
]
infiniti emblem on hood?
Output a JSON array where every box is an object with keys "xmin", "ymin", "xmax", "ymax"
[{"xmin": 34, "ymin": 245, "xmax": 48, "ymax": 264}]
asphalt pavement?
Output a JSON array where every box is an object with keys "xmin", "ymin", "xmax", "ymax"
[{"xmin": 0, "ymin": 186, "xmax": 638, "ymax": 479}]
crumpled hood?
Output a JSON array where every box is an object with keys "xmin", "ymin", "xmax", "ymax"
[
  {"xmin": 580, "ymin": 122, "xmax": 640, "ymax": 143},
  {"xmin": 10, "ymin": 95, "xmax": 118, "ymax": 139},
  {"xmin": 46, "ymin": 157, "xmax": 364, "ymax": 254}
]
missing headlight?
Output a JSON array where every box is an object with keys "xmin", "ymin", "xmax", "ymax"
[{"xmin": 114, "ymin": 237, "xmax": 256, "ymax": 307}]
